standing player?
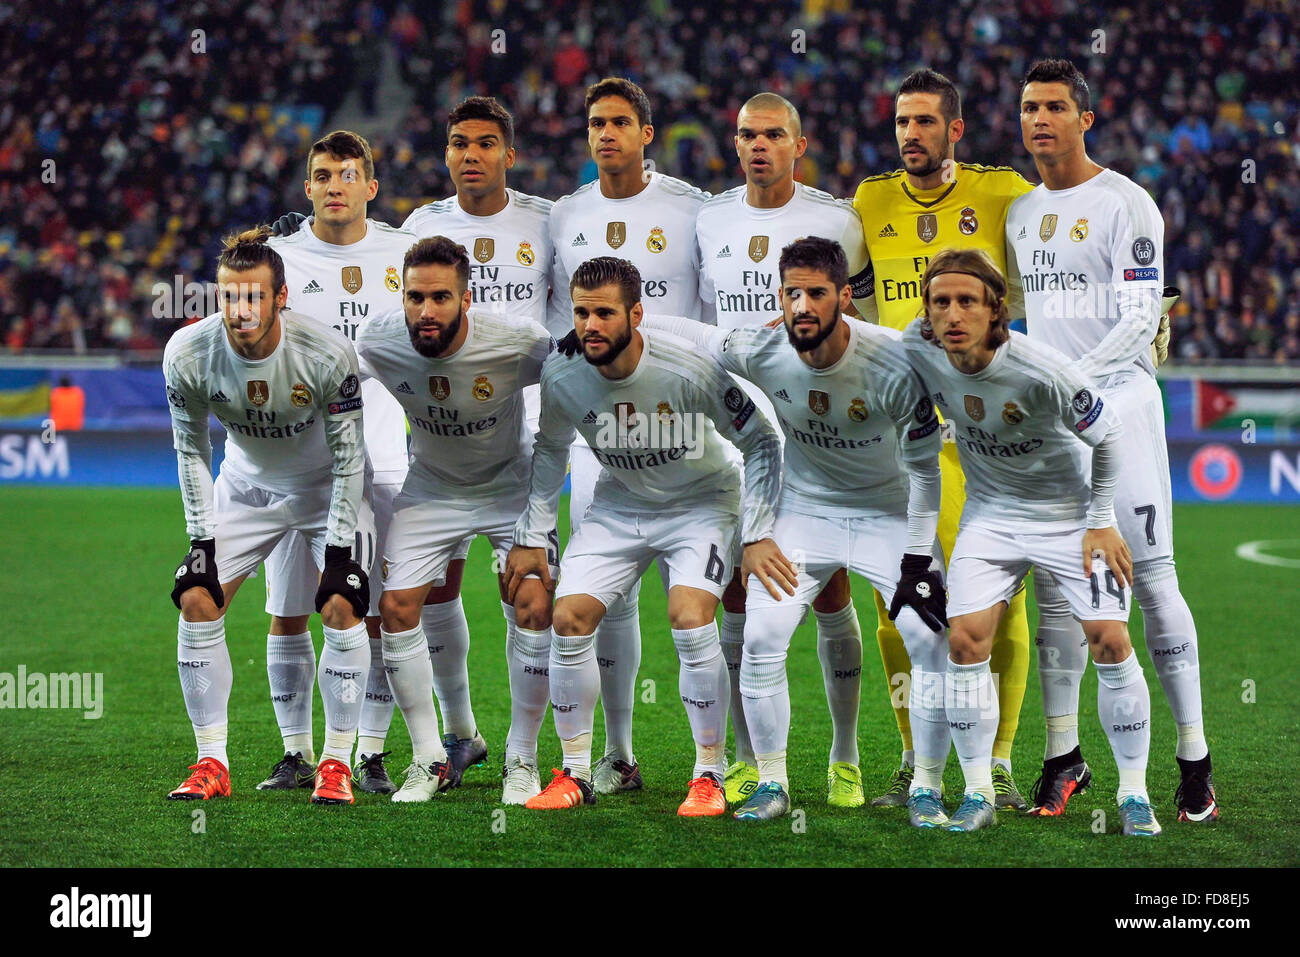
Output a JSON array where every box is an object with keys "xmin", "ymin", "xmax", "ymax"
[
  {"xmin": 852, "ymin": 69, "xmax": 1040, "ymax": 809},
  {"xmin": 694, "ymin": 93, "xmax": 879, "ymax": 807},
  {"xmin": 505, "ymin": 256, "xmax": 783, "ymax": 815},
  {"xmin": 1007, "ymin": 59, "xmax": 1216, "ymax": 822},
  {"xmin": 902, "ymin": 248, "xmax": 1161, "ymax": 836},
  {"xmin": 640, "ymin": 237, "xmax": 950, "ymax": 821},
  {"xmin": 547, "ymin": 78, "xmax": 712, "ymax": 795},
  {"xmin": 164, "ymin": 228, "xmax": 374, "ymax": 805},
  {"xmin": 259, "ymin": 131, "xmax": 415, "ymax": 796},
  {"xmin": 356, "ymin": 237, "xmax": 556, "ymax": 803}
]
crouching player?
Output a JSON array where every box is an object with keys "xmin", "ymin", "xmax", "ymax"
[
  {"xmin": 164, "ymin": 227, "xmax": 374, "ymax": 804},
  {"xmin": 901, "ymin": 248, "xmax": 1161, "ymax": 835},
  {"xmin": 505, "ymin": 256, "xmax": 783, "ymax": 816},
  {"xmin": 356, "ymin": 236, "xmax": 557, "ymax": 803},
  {"xmin": 638, "ymin": 237, "xmax": 951, "ymax": 821}
]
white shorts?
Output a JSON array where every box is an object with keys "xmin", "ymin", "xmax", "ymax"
[
  {"xmin": 946, "ymin": 521, "xmax": 1129, "ymax": 621},
  {"xmin": 745, "ymin": 508, "xmax": 939, "ymax": 612},
  {"xmin": 1106, "ymin": 374, "xmax": 1174, "ymax": 563},
  {"xmin": 556, "ymin": 503, "xmax": 738, "ymax": 609},
  {"xmin": 213, "ymin": 469, "xmax": 377, "ymax": 597},
  {"xmin": 384, "ymin": 489, "xmax": 557, "ymax": 592}
]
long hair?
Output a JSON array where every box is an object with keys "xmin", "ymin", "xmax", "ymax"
[{"xmin": 919, "ymin": 247, "xmax": 1010, "ymax": 349}]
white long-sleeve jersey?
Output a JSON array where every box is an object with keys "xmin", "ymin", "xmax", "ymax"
[
  {"xmin": 515, "ymin": 327, "xmax": 783, "ymax": 549},
  {"xmin": 162, "ymin": 309, "xmax": 366, "ymax": 547}
]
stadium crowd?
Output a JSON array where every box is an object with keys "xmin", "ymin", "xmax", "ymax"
[{"xmin": 1, "ymin": 0, "xmax": 1296, "ymax": 361}]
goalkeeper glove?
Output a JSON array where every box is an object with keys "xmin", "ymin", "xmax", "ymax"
[
  {"xmin": 171, "ymin": 538, "xmax": 224, "ymax": 610},
  {"xmin": 555, "ymin": 329, "xmax": 582, "ymax": 357},
  {"xmin": 887, "ymin": 553, "xmax": 948, "ymax": 633},
  {"xmin": 1152, "ymin": 286, "xmax": 1180, "ymax": 367},
  {"xmin": 315, "ymin": 544, "xmax": 370, "ymax": 619},
  {"xmin": 271, "ymin": 211, "xmax": 308, "ymax": 237}
]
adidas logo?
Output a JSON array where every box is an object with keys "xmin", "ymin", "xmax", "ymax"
[
  {"xmin": 717, "ymin": 245, "xmax": 731, "ymax": 259},
  {"xmin": 878, "ymin": 223, "xmax": 898, "ymax": 238},
  {"xmin": 583, "ymin": 410, "xmax": 598, "ymax": 424},
  {"xmin": 209, "ymin": 390, "xmax": 230, "ymax": 402},
  {"xmin": 396, "ymin": 381, "xmax": 414, "ymax": 395},
  {"xmin": 572, "ymin": 233, "xmax": 588, "ymax": 247},
  {"xmin": 302, "ymin": 279, "xmax": 324, "ymax": 294},
  {"xmin": 1017, "ymin": 225, "xmax": 1027, "ymax": 239},
  {"xmin": 773, "ymin": 388, "xmax": 791, "ymax": 403}
]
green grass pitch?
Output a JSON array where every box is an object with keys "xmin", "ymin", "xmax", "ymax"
[{"xmin": 1, "ymin": 487, "xmax": 1296, "ymax": 867}]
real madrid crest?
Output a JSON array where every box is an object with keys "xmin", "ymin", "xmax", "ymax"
[
  {"xmin": 385, "ymin": 266, "xmax": 400, "ymax": 292},
  {"xmin": 847, "ymin": 398, "xmax": 869, "ymax": 422},
  {"xmin": 657, "ymin": 401, "xmax": 675, "ymax": 421},
  {"xmin": 1001, "ymin": 401, "xmax": 1025, "ymax": 425},
  {"xmin": 964, "ymin": 394, "xmax": 986, "ymax": 422},
  {"xmin": 1070, "ymin": 218, "xmax": 1089, "ymax": 242},
  {"xmin": 917, "ymin": 214, "xmax": 938, "ymax": 244},
  {"xmin": 291, "ymin": 382, "xmax": 311, "ymax": 408},
  {"xmin": 748, "ymin": 235, "xmax": 769, "ymax": 262},
  {"xmin": 516, "ymin": 241, "xmax": 535, "ymax": 266},
  {"xmin": 472, "ymin": 375, "xmax": 493, "ymax": 400},
  {"xmin": 647, "ymin": 226, "xmax": 667, "ymax": 253},
  {"xmin": 959, "ymin": 206, "xmax": 978, "ymax": 236},
  {"xmin": 474, "ymin": 238, "xmax": 494, "ymax": 263},
  {"xmin": 429, "ymin": 375, "xmax": 451, "ymax": 401},
  {"xmin": 808, "ymin": 390, "xmax": 830, "ymax": 416},
  {"xmin": 1039, "ymin": 214, "xmax": 1058, "ymax": 242}
]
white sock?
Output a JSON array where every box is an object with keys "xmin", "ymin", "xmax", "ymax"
[
  {"xmin": 1095, "ymin": 650, "xmax": 1151, "ymax": 802},
  {"xmin": 1034, "ymin": 574, "xmax": 1088, "ymax": 760},
  {"xmin": 945, "ymin": 657, "xmax": 997, "ymax": 802},
  {"xmin": 596, "ymin": 594, "xmax": 641, "ymax": 763},
  {"xmin": 266, "ymin": 631, "xmax": 314, "ymax": 759},
  {"xmin": 551, "ymin": 631, "xmax": 599, "ymax": 778},
  {"xmin": 382, "ymin": 624, "xmax": 446, "ymax": 765},
  {"xmin": 816, "ymin": 603, "xmax": 862, "ymax": 766},
  {"xmin": 318, "ymin": 621, "xmax": 370, "ymax": 764},
  {"xmin": 755, "ymin": 750, "xmax": 789, "ymax": 790},
  {"xmin": 507, "ymin": 625, "xmax": 552, "ymax": 763},
  {"xmin": 673, "ymin": 623, "xmax": 729, "ymax": 780},
  {"xmin": 178, "ymin": 617, "xmax": 232, "ymax": 770},
  {"xmin": 720, "ymin": 610, "xmax": 753, "ymax": 764},
  {"xmin": 423, "ymin": 599, "xmax": 475, "ymax": 740},
  {"xmin": 908, "ymin": 668, "xmax": 950, "ymax": 793},
  {"xmin": 357, "ymin": 634, "xmax": 393, "ymax": 758},
  {"xmin": 1132, "ymin": 561, "xmax": 1207, "ymax": 760}
]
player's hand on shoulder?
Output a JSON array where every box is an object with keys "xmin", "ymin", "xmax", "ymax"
[
  {"xmin": 1082, "ymin": 527, "xmax": 1133, "ymax": 589},
  {"xmin": 742, "ymin": 538, "xmax": 798, "ymax": 601},
  {"xmin": 504, "ymin": 544, "xmax": 553, "ymax": 601},
  {"xmin": 271, "ymin": 211, "xmax": 307, "ymax": 237},
  {"xmin": 314, "ymin": 544, "xmax": 369, "ymax": 620},
  {"xmin": 888, "ymin": 552, "xmax": 948, "ymax": 633},
  {"xmin": 171, "ymin": 538, "xmax": 224, "ymax": 611},
  {"xmin": 555, "ymin": 329, "xmax": 582, "ymax": 358}
]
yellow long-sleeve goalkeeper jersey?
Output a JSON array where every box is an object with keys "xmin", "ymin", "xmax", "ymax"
[{"xmin": 852, "ymin": 163, "xmax": 1033, "ymax": 329}]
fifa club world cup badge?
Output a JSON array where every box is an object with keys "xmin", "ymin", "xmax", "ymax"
[
  {"xmin": 341, "ymin": 266, "xmax": 362, "ymax": 294},
  {"xmin": 847, "ymin": 398, "xmax": 869, "ymax": 422},
  {"xmin": 247, "ymin": 380, "xmax": 269, "ymax": 406},
  {"xmin": 516, "ymin": 241, "xmax": 535, "ymax": 266},
  {"xmin": 472, "ymin": 375, "xmax": 493, "ymax": 400},
  {"xmin": 748, "ymin": 235, "xmax": 769, "ymax": 262},
  {"xmin": 808, "ymin": 390, "xmax": 830, "ymax": 416},
  {"xmin": 1070, "ymin": 218, "xmax": 1089, "ymax": 242},
  {"xmin": 474, "ymin": 238, "xmax": 494, "ymax": 263},
  {"xmin": 1039, "ymin": 214, "xmax": 1058, "ymax": 242},
  {"xmin": 916, "ymin": 214, "xmax": 938, "ymax": 244},
  {"xmin": 964, "ymin": 394, "xmax": 986, "ymax": 421},
  {"xmin": 1002, "ymin": 401, "xmax": 1025, "ymax": 425},
  {"xmin": 647, "ymin": 226, "xmax": 667, "ymax": 253},
  {"xmin": 959, "ymin": 206, "xmax": 979, "ymax": 236},
  {"xmin": 385, "ymin": 266, "xmax": 400, "ymax": 292},
  {"xmin": 291, "ymin": 383, "xmax": 311, "ymax": 408},
  {"xmin": 606, "ymin": 222, "xmax": 626, "ymax": 250},
  {"xmin": 429, "ymin": 375, "xmax": 451, "ymax": 401}
]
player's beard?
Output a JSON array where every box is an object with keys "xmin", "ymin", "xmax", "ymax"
[
  {"xmin": 408, "ymin": 306, "xmax": 464, "ymax": 358},
  {"xmin": 582, "ymin": 324, "xmax": 633, "ymax": 366},
  {"xmin": 902, "ymin": 145, "xmax": 944, "ymax": 179},
  {"xmin": 785, "ymin": 312, "xmax": 837, "ymax": 353}
]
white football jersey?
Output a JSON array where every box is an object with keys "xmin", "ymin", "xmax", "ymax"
[
  {"xmin": 163, "ymin": 309, "xmax": 366, "ymax": 543},
  {"xmin": 696, "ymin": 184, "xmax": 875, "ymax": 330},
  {"xmin": 548, "ymin": 172, "xmax": 711, "ymax": 331},
  {"xmin": 900, "ymin": 322, "xmax": 1121, "ymax": 532},
  {"xmin": 402, "ymin": 188, "xmax": 555, "ymax": 333},
  {"xmin": 517, "ymin": 327, "xmax": 782, "ymax": 548},
  {"xmin": 356, "ymin": 308, "xmax": 553, "ymax": 503},
  {"xmin": 270, "ymin": 219, "xmax": 415, "ymax": 472},
  {"xmin": 1006, "ymin": 168, "xmax": 1164, "ymax": 383}
]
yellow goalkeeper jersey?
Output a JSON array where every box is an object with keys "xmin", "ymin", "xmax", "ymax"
[{"xmin": 852, "ymin": 163, "xmax": 1033, "ymax": 330}]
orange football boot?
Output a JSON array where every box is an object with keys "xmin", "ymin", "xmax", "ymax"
[
  {"xmin": 678, "ymin": 772, "xmax": 726, "ymax": 817},
  {"xmin": 310, "ymin": 758, "xmax": 355, "ymax": 805},
  {"xmin": 524, "ymin": 768, "xmax": 597, "ymax": 809},
  {"xmin": 167, "ymin": 757, "xmax": 231, "ymax": 800}
]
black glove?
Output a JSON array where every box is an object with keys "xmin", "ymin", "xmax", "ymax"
[
  {"xmin": 171, "ymin": 538, "xmax": 224, "ymax": 610},
  {"xmin": 555, "ymin": 329, "xmax": 582, "ymax": 357},
  {"xmin": 887, "ymin": 553, "xmax": 947, "ymax": 633},
  {"xmin": 315, "ymin": 544, "xmax": 369, "ymax": 619},
  {"xmin": 271, "ymin": 211, "xmax": 308, "ymax": 237}
]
